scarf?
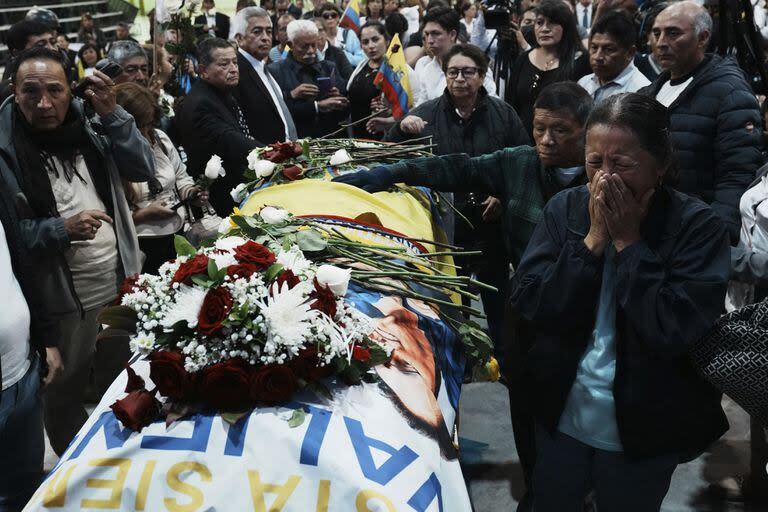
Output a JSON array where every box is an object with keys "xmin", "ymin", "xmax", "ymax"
[{"xmin": 12, "ymin": 103, "xmax": 111, "ymax": 218}]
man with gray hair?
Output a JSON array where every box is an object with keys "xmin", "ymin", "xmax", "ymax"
[
  {"xmin": 107, "ymin": 40, "xmax": 149, "ymax": 87},
  {"xmin": 233, "ymin": 6, "xmax": 297, "ymax": 143},
  {"xmin": 267, "ymin": 19, "xmax": 349, "ymax": 137},
  {"xmin": 641, "ymin": 0, "xmax": 762, "ymax": 244}
]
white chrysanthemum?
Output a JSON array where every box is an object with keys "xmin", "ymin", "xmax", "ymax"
[
  {"xmin": 257, "ymin": 282, "xmax": 317, "ymax": 348},
  {"xmin": 276, "ymin": 247, "xmax": 312, "ymax": 275},
  {"xmin": 215, "ymin": 236, "xmax": 247, "ymax": 252},
  {"xmin": 210, "ymin": 250, "xmax": 238, "ymax": 269},
  {"xmin": 161, "ymin": 285, "xmax": 207, "ymax": 329},
  {"xmin": 129, "ymin": 331, "xmax": 157, "ymax": 354}
]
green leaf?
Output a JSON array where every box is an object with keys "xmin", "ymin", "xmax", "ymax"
[
  {"xmin": 222, "ymin": 411, "xmax": 250, "ymax": 425},
  {"xmin": 366, "ymin": 344, "xmax": 390, "ymax": 366},
  {"xmin": 174, "ymin": 235, "xmax": 197, "ymax": 257},
  {"xmin": 231, "ymin": 215, "xmax": 264, "ymax": 239},
  {"xmin": 296, "ymin": 229, "xmax": 328, "ymax": 252},
  {"xmin": 287, "ymin": 408, "xmax": 307, "ymax": 428},
  {"xmin": 264, "ymin": 263, "xmax": 284, "ymax": 282},
  {"xmin": 191, "ymin": 274, "xmax": 213, "ymax": 288},
  {"xmin": 302, "ymin": 139, "xmax": 310, "ymax": 157},
  {"xmin": 207, "ymin": 258, "xmax": 219, "ymax": 280},
  {"xmin": 98, "ymin": 306, "xmax": 139, "ymax": 331}
]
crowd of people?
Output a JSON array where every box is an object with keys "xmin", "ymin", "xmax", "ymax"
[{"xmin": 1, "ymin": 0, "xmax": 767, "ymax": 510}]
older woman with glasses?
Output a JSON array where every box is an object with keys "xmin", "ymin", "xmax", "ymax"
[
  {"xmin": 317, "ymin": 1, "xmax": 365, "ymax": 65},
  {"xmin": 506, "ymin": 0, "xmax": 590, "ymax": 138}
]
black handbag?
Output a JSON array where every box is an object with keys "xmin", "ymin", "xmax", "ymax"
[{"xmin": 691, "ymin": 299, "xmax": 768, "ymax": 427}]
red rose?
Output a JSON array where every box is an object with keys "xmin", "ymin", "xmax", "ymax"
[
  {"xmin": 117, "ymin": 274, "xmax": 141, "ymax": 303},
  {"xmin": 249, "ymin": 364, "xmax": 298, "ymax": 403},
  {"xmin": 234, "ymin": 241, "xmax": 276, "ymax": 269},
  {"xmin": 110, "ymin": 389, "xmax": 161, "ymax": 432},
  {"xmin": 310, "ymin": 278, "xmax": 337, "ymax": 318},
  {"xmin": 198, "ymin": 287, "xmax": 234, "ymax": 335},
  {"xmin": 282, "ymin": 165, "xmax": 303, "ymax": 181},
  {"xmin": 294, "ymin": 346, "xmax": 334, "ymax": 381},
  {"xmin": 200, "ymin": 358, "xmax": 252, "ymax": 411},
  {"xmin": 352, "ymin": 346, "xmax": 371, "ymax": 363},
  {"xmin": 149, "ymin": 351, "xmax": 192, "ymax": 400},
  {"xmin": 124, "ymin": 365, "xmax": 146, "ymax": 393},
  {"xmin": 263, "ymin": 148, "xmax": 289, "ymax": 163},
  {"xmin": 275, "ymin": 269, "xmax": 301, "ymax": 289},
  {"xmin": 172, "ymin": 254, "xmax": 210, "ymax": 285},
  {"xmin": 226, "ymin": 263, "xmax": 259, "ymax": 279}
]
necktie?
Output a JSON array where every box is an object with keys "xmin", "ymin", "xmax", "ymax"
[
  {"xmin": 265, "ymin": 70, "xmax": 298, "ymax": 140},
  {"xmin": 230, "ymin": 97, "xmax": 254, "ymax": 140},
  {"xmin": 582, "ymin": 7, "xmax": 589, "ymax": 29}
]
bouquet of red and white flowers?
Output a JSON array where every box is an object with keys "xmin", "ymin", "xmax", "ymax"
[{"xmin": 106, "ymin": 208, "xmax": 391, "ymax": 431}]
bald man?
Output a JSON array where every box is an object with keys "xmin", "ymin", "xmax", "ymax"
[{"xmin": 640, "ymin": 1, "xmax": 762, "ymax": 244}]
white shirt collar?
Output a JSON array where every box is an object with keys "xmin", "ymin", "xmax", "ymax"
[
  {"xmin": 239, "ymin": 47, "xmax": 265, "ymax": 71},
  {"xmin": 588, "ymin": 61, "xmax": 637, "ymax": 88}
]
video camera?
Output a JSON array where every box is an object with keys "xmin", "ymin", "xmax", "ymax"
[{"xmin": 482, "ymin": 0, "xmax": 514, "ymax": 30}]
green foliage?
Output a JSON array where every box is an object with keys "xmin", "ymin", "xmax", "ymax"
[{"xmin": 174, "ymin": 235, "xmax": 197, "ymax": 257}]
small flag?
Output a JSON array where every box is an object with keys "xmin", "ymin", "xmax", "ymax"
[
  {"xmin": 374, "ymin": 35, "xmax": 412, "ymax": 120},
  {"xmin": 281, "ymin": 44, "xmax": 290, "ymax": 61},
  {"xmin": 339, "ymin": 0, "xmax": 362, "ymax": 35}
]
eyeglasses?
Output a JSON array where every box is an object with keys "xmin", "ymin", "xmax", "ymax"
[
  {"xmin": 322, "ymin": 12, "xmax": 339, "ymax": 19},
  {"xmin": 446, "ymin": 67, "xmax": 479, "ymax": 79}
]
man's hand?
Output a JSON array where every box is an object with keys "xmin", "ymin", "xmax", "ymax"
[
  {"xmin": 188, "ymin": 187, "xmax": 210, "ymax": 207},
  {"xmin": 481, "ymin": 196, "xmax": 502, "ymax": 222},
  {"xmin": 291, "ymin": 83, "xmax": 319, "ymax": 100},
  {"xmin": 83, "ymin": 69, "xmax": 117, "ymax": 117},
  {"xmin": 584, "ymin": 170, "xmax": 609, "ymax": 256},
  {"xmin": 399, "ymin": 115, "xmax": 427, "ymax": 134},
  {"xmin": 64, "ymin": 210, "xmax": 113, "ymax": 241},
  {"xmin": 317, "ymin": 96, "xmax": 349, "ymax": 112},
  {"xmin": 366, "ymin": 116, "xmax": 395, "ymax": 134},
  {"xmin": 43, "ymin": 347, "xmax": 64, "ymax": 388}
]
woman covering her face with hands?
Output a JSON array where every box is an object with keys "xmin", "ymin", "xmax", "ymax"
[{"xmin": 510, "ymin": 93, "xmax": 731, "ymax": 511}]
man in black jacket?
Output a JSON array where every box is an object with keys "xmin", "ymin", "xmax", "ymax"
[
  {"xmin": 196, "ymin": 0, "xmax": 232, "ymax": 39},
  {"xmin": 177, "ymin": 38, "xmax": 257, "ymax": 214},
  {"xmin": 268, "ymin": 19, "xmax": 349, "ymax": 137},
  {"xmin": 641, "ymin": 1, "xmax": 762, "ymax": 243},
  {"xmin": 232, "ymin": 7, "xmax": 297, "ymax": 144}
]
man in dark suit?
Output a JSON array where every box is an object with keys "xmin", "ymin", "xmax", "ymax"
[
  {"xmin": 268, "ymin": 19, "xmax": 349, "ymax": 137},
  {"xmin": 232, "ymin": 7, "xmax": 297, "ymax": 145},
  {"xmin": 177, "ymin": 38, "xmax": 256, "ymax": 214},
  {"xmin": 196, "ymin": 0, "xmax": 232, "ymax": 39}
]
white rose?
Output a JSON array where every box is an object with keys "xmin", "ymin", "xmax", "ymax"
[
  {"xmin": 204, "ymin": 154, "xmax": 225, "ymax": 180},
  {"xmin": 246, "ymin": 148, "xmax": 263, "ymax": 170},
  {"xmin": 253, "ymin": 160, "xmax": 276, "ymax": 179},
  {"xmin": 329, "ymin": 149, "xmax": 352, "ymax": 166},
  {"xmin": 315, "ymin": 264, "xmax": 352, "ymax": 297},
  {"xmin": 218, "ymin": 216, "xmax": 233, "ymax": 234},
  {"xmin": 230, "ymin": 183, "xmax": 249, "ymax": 203},
  {"xmin": 259, "ymin": 206, "xmax": 290, "ymax": 224},
  {"xmin": 215, "ymin": 236, "xmax": 247, "ymax": 252}
]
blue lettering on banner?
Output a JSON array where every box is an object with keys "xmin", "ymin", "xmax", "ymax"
[
  {"xmin": 68, "ymin": 411, "xmax": 134, "ymax": 460},
  {"xmin": 344, "ymin": 417, "xmax": 418, "ymax": 485},
  {"xmin": 297, "ymin": 403, "xmax": 333, "ymax": 466},
  {"xmin": 224, "ymin": 414, "xmax": 251, "ymax": 456},
  {"xmin": 140, "ymin": 413, "xmax": 213, "ymax": 452},
  {"xmin": 407, "ymin": 473, "xmax": 443, "ymax": 512}
]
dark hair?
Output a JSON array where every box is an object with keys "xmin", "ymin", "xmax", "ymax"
[
  {"xmin": 534, "ymin": 0, "xmax": 583, "ymax": 80},
  {"xmin": 385, "ymin": 12, "xmax": 408, "ymax": 42},
  {"xmin": 366, "ymin": 0, "xmax": 383, "ymax": 19},
  {"xmin": 425, "ymin": 0, "xmax": 449, "ymax": 11},
  {"xmin": 589, "ymin": 10, "xmax": 637, "ymax": 50},
  {"xmin": 360, "ymin": 21, "xmax": 389, "ymax": 40},
  {"xmin": 442, "ymin": 43, "xmax": 488, "ymax": 76},
  {"xmin": 4, "ymin": 20, "xmax": 51, "ymax": 53},
  {"xmin": 237, "ymin": 0, "xmax": 258, "ymax": 10},
  {"xmin": 422, "ymin": 5, "xmax": 460, "ymax": 36},
  {"xmin": 77, "ymin": 42, "xmax": 101, "ymax": 67},
  {"xmin": 10, "ymin": 46, "xmax": 66, "ymax": 82},
  {"xmin": 459, "ymin": 1, "xmax": 474, "ymax": 15},
  {"xmin": 533, "ymin": 81, "xmax": 593, "ymax": 125},
  {"xmin": 196, "ymin": 37, "xmax": 235, "ymax": 67},
  {"xmin": 318, "ymin": 2, "xmax": 341, "ymax": 14},
  {"xmin": 586, "ymin": 93, "xmax": 675, "ymax": 176}
]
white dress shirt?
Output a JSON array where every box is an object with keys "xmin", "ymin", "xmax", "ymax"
[
  {"xmin": 205, "ymin": 10, "xmax": 217, "ymax": 37},
  {"xmin": 239, "ymin": 48, "xmax": 292, "ymax": 141},
  {"xmin": 413, "ymin": 56, "xmax": 497, "ymax": 105},
  {"xmin": 577, "ymin": 62, "xmax": 650, "ymax": 102}
]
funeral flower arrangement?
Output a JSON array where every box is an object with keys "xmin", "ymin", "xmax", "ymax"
[{"xmin": 105, "ymin": 208, "xmax": 392, "ymax": 431}]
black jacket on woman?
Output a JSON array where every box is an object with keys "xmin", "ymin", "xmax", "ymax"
[{"xmin": 510, "ymin": 185, "xmax": 730, "ymax": 459}]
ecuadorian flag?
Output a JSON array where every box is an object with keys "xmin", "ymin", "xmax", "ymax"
[
  {"xmin": 339, "ymin": 0, "xmax": 362, "ymax": 34},
  {"xmin": 373, "ymin": 35, "xmax": 412, "ymax": 120}
]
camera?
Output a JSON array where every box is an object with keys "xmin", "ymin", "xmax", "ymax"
[{"xmin": 482, "ymin": 0, "xmax": 513, "ymax": 30}]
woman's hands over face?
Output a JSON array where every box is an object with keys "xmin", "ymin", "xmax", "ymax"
[{"xmin": 595, "ymin": 172, "xmax": 655, "ymax": 252}]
